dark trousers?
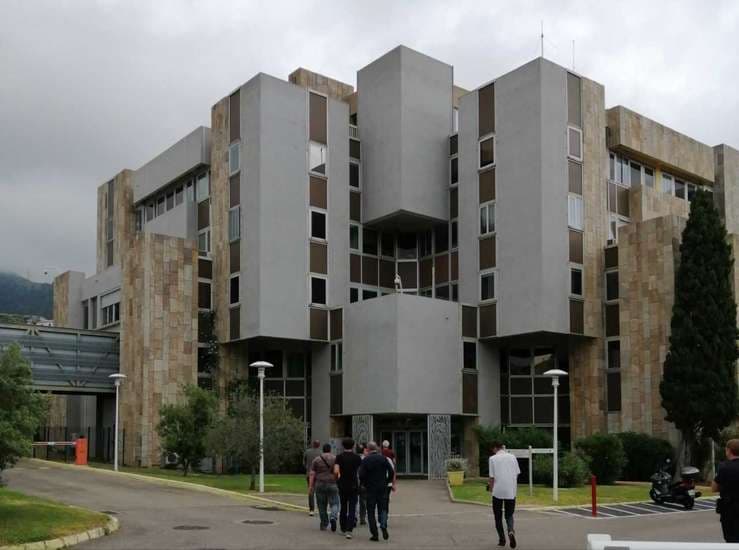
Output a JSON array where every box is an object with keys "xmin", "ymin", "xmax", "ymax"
[
  {"xmin": 366, "ymin": 487, "xmax": 388, "ymax": 537},
  {"xmin": 492, "ymin": 497, "xmax": 516, "ymax": 540},
  {"xmin": 721, "ymin": 514, "xmax": 739, "ymax": 543},
  {"xmin": 306, "ymin": 475, "xmax": 314, "ymax": 511},
  {"xmin": 339, "ymin": 488, "xmax": 358, "ymax": 533},
  {"xmin": 357, "ymin": 488, "xmax": 366, "ymax": 524}
]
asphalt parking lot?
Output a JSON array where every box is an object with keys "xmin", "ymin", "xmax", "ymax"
[{"xmin": 546, "ymin": 496, "xmax": 718, "ymax": 519}]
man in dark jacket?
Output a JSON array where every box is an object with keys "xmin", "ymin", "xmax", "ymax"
[
  {"xmin": 334, "ymin": 437, "xmax": 362, "ymax": 539},
  {"xmin": 713, "ymin": 439, "xmax": 739, "ymax": 542},
  {"xmin": 358, "ymin": 441, "xmax": 395, "ymax": 541}
]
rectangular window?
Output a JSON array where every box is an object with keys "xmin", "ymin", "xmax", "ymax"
[
  {"xmin": 644, "ymin": 167, "xmax": 654, "ymax": 188},
  {"xmin": 568, "ymin": 126, "xmax": 582, "ymax": 160},
  {"xmin": 569, "ymin": 229, "xmax": 583, "ymax": 263},
  {"xmin": 198, "ymin": 229, "xmax": 210, "ymax": 256},
  {"xmin": 349, "ymin": 162, "xmax": 360, "ymax": 188},
  {"xmin": 567, "ymin": 73, "xmax": 581, "ymax": 127},
  {"xmin": 687, "ymin": 183, "xmax": 697, "ymax": 202},
  {"xmin": 661, "ymin": 173, "xmax": 674, "ymax": 195},
  {"xmin": 478, "ymin": 83, "xmax": 495, "ymax": 137},
  {"xmin": 228, "ymin": 207, "xmax": 240, "ymax": 242},
  {"xmin": 479, "ymin": 136, "xmax": 495, "ymax": 168},
  {"xmin": 106, "ymin": 241, "xmax": 114, "ymax": 267},
  {"xmin": 175, "ymin": 186, "xmax": 184, "ymax": 205},
  {"xmin": 309, "ymin": 92, "xmax": 327, "ymax": 144},
  {"xmin": 349, "ymin": 225, "xmax": 360, "ymax": 251},
  {"xmin": 480, "ymin": 203, "xmax": 495, "ymax": 235},
  {"xmin": 196, "ymin": 173, "xmax": 210, "ymax": 202},
  {"xmin": 568, "ymin": 161, "xmax": 582, "ymax": 194},
  {"xmin": 349, "ymin": 287, "xmax": 359, "ymax": 303},
  {"xmin": 630, "ymin": 162, "xmax": 642, "ymax": 188},
  {"xmin": 451, "ymin": 221, "xmax": 458, "ymax": 249},
  {"xmin": 568, "ymin": 194, "xmax": 584, "ymax": 230},
  {"xmin": 309, "ymin": 176, "xmax": 326, "ymax": 209},
  {"xmin": 230, "ymin": 276, "xmax": 239, "ymax": 305},
  {"xmin": 166, "ymin": 193, "xmax": 174, "ymax": 211},
  {"xmin": 607, "ymin": 371, "xmax": 621, "ymax": 412},
  {"xmin": 450, "ymin": 187, "xmax": 458, "ymax": 219},
  {"xmin": 380, "ymin": 233, "xmax": 394, "ymax": 257},
  {"xmin": 435, "ymin": 224, "xmax": 449, "ymax": 253},
  {"xmin": 480, "ymin": 271, "xmax": 495, "ymax": 301},
  {"xmin": 349, "ymin": 191, "xmax": 361, "ymax": 222},
  {"xmin": 417, "ymin": 231, "xmax": 431, "ymax": 258},
  {"xmin": 147, "ymin": 203, "xmax": 154, "ymax": 221},
  {"xmin": 362, "ymin": 289, "xmax": 377, "ymax": 300},
  {"xmin": 363, "ymin": 228, "xmax": 377, "ymax": 255},
  {"xmin": 310, "ymin": 210, "xmax": 326, "ymax": 240},
  {"xmin": 570, "ymin": 268, "xmax": 583, "ymax": 296},
  {"xmin": 450, "ymin": 157, "xmax": 458, "ymax": 185},
  {"xmin": 156, "ymin": 196, "xmax": 165, "ymax": 216},
  {"xmin": 606, "ymin": 271, "xmax": 619, "ymax": 301},
  {"xmin": 463, "ymin": 341, "xmax": 477, "ymax": 370},
  {"xmin": 436, "ymin": 284, "xmax": 449, "ymax": 300},
  {"xmin": 198, "ymin": 281, "xmax": 212, "ymax": 309},
  {"xmin": 229, "ymin": 142, "xmax": 240, "ymax": 175},
  {"xmin": 453, "ymin": 108, "xmax": 459, "ymax": 134},
  {"xmin": 311, "ymin": 277, "xmax": 326, "ymax": 305},
  {"xmin": 349, "ymin": 139, "xmax": 361, "ymax": 160},
  {"xmin": 310, "ymin": 142, "xmax": 327, "ymax": 175},
  {"xmin": 607, "ymin": 340, "xmax": 621, "ymax": 370},
  {"xmin": 675, "ymin": 179, "xmax": 686, "ymax": 199}
]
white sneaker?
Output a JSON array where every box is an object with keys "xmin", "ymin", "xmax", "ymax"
[
  {"xmin": 346, "ymin": 532, "xmax": 352, "ymax": 539},
  {"xmin": 309, "ymin": 511, "xmax": 315, "ymax": 516}
]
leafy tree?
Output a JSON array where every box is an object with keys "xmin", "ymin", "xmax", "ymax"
[
  {"xmin": 575, "ymin": 433, "xmax": 626, "ymax": 484},
  {"xmin": 0, "ymin": 343, "xmax": 48, "ymax": 478},
  {"xmin": 660, "ymin": 190, "xmax": 739, "ymax": 465},
  {"xmin": 157, "ymin": 385, "xmax": 217, "ymax": 476},
  {"xmin": 207, "ymin": 389, "xmax": 305, "ymax": 490}
]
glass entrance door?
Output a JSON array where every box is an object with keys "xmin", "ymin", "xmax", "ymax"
[{"xmin": 390, "ymin": 430, "xmax": 426, "ymax": 475}]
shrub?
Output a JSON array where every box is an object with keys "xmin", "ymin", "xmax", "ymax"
[
  {"xmin": 532, "ymin": 452, "xmax": 589, "ymax": 488},
  {"xmin": 475, "ymin": 425, "xmax": 553, "ymax": 476},
  {"xmin": 575, "ymin": 433, "xmax": 626, "ymax": 485},
  {"xmin": 446, "ymin": 458, "xmax": 468, "ymax": 473},
  {"xmin": 615, "ymin": 432, "xmax": 674, "ymax": 481}
]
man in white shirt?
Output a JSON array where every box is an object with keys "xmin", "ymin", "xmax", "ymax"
[{"xmin": 489, "ymin": 441, "xmax": 520, "ymax": 548}]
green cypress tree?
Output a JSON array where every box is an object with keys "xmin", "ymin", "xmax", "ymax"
[{"xmin": 660, "ymin": 190, "xmax": 739, "ymax": 461}]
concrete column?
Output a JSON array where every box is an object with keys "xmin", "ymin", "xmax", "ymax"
[
  {"xmin": 463, "ymin": 417, "xmax": 480, "ymax": 477},
  {"xmin": 427, "ymin": 414, "xmax": 451, "ymax": 480},
  {"xmin": 351, "ymin": 415, "xmax": 373, "ymax": 446}
]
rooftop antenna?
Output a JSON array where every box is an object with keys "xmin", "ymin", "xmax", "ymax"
[{"xmin": 540, "ymin": 21, "xmax": 544, "ymax": 58}]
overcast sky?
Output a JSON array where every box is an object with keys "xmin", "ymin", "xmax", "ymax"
[{"xmin": 1, "ymin": 0, "xmax": 737, "ymax": 282}]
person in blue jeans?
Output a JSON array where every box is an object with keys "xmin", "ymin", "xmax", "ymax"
[
  {"xmin": 358, "ymin": 441, "xmax": 395, "ymax": 541},
  {"xmin": 334, "ymin": 437, "xmax": 362, "ymax": 539},
  {"xmin": 309, "ymin": 443, "xmax": 339, "ymax": 531}
]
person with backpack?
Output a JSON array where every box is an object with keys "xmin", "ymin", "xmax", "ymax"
[{"xmin": 309, "ymin": 443, "xmax": 339, "ymax": 532}]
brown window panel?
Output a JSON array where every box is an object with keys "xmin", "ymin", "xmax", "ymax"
[
  {"xmin": 479, "ymin": 303, "xmax": 497, "ymax": 337},
  {"xmin": 229, "ymin": 90, "xmax": 240, "ymax": 143},
  {"xmin": 197, "ymin": 199, "xmax": 210, "ymax": 230},
  {"xmin": 607, "ymin": 371, "xmax": 622, "ymax": 412},
  {"xmin": 478, "ymin": 83, "xmax": 495, "ymax": 137},
  {"xmin": 605, "ymin": 303, "xmax": 620, "ymax": 337},
  {"xmin": 310, "ymin": 176, "xmax": 327, "ymax": 209},
  {"xmin": 451, "ymin": 251, "xmax": 459, "ymax": 281},
  {"xmin": 380, "ymin": 259, "xmax": 395, "ymax": 288},
  {"xmin": 330, "ymin": 308, "xmax": 343, "ymax": 341},
  {"xmin": 310, "ymin": 242, "xmax": 328, "ymax": 274},
  {"xmin": 330, "ymin": 372, "xmax": 342, "ymax": 415},
  {"xmin": 349, "ymin": 139, "xmax": 361, "ymax": 160},
  {"xmin": 420, "ymin": 258, "xmax": 433, "ymax": 288},
  {"xmin": 604, "ymin": 246, "xmax": 619, "ymax": 269},
  {"xmin": 567, "ymin": 73, "xmax": 582, "ymax": 127},
  {"xmin": 398, "ymin": 261, "xmax": 417, "ymax": 289},
  {"xmin": 230, "ymin": 174, "xmax": 240, "ymax": 208},
  {"xmin": 479, "ymin": 169, "xmax": 495, "ymax": 203},
  {"xmin": 310, "ymin": 307, "xmax": 328, "ymax": 341},
  {"xmin": 569, "ymin": 300, "xmax": 584, "ymax": 334},
  {"xmin": 608, "ymin": 182, "xmax": 618, "ymax": 214},
  {"xmin": 617, "ymin": 186, "xmax": 630, "ymax": 217},
  {"xmin": 198, "ymin": 258, "xmax": 213, "ymax": 279},
  {"xmin": 362, "ymin": 256, "xmax": 378, "ymax": 286},
  {"xmin": 229, "ymin": 242, "xmax": 240, "ymax": 273},
  {"xmin": 569, "ymin": 230, "xmax": 583, "ymax": 264},
  {"xmin": 479, "ymin": 236, "xmax": 496, "ymax": 270},
  {"xmin": 309, "ymin": 93, "xmax": 327, "ymax": 144},
  {"xmin": 568, "ymin": 161, "xmax": 582, "ymax": 195},
  {"xmin": 435, "ymin": 254, "xmax": 449, "ymax": 284},
  {"xmin": 350, "ymin": 191, "xmax": 361, "ymax": 222},
  {"xmin": 462, "ymin": 372, "xmax": 478, "ymax": 414},
  {"xmin": 229, "ymin": 306, "xmax": 240, "ymax": 341},
  {"xmin": 350, "ymin": 254, "xmax": 361, "ymax": 283},
  {"xmin": 198, "ymin": 281, "xmax": 211, "ymax": 310},
  {"xmin": 450, "ymin": 187, "xmax": 458, "ymax": 219},
  {"xmin": 462, "ymin": 306, "xmax": 477, "ymax": 338}
]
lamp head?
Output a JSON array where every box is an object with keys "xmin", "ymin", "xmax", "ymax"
[
  {"xmin": 543, "ymin": 369, "xmax": 568, "ymax": 378},
  {"xmin": 249, "ymin": 361, "xmax": 274, "ymax": 370},
  {"xmin": 109, "ymin": 373, "xmax": 127, "ymax": 386}
]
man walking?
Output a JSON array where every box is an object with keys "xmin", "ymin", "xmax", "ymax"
[
  {"xmin": 309, "ymin": 443, "xmax": 339, "ymax": 532},
  {"xmin": 356, "ymin": 443, "xmax": 368, "ymax": 527},
  {"xmin": 381, "ymin": 440, "xmax": 396, "ymax": 463},
  {"xmin": 334, "ymin": 438, "xmax": 362, "ymax": 539},
  {"xmin": 489, "ymin": 441, "xmax": 520, "ymax": 548},
  {"xmin": 713, "ymin": 439, "xmax": 739, "ymax": 542},
  {"xmin": 359, "ymin": 441, "xmax": 395, "ymax": 541},
  {"xmin": 303, "ymin": 440, "xmax": 321, "ymax": 516}
]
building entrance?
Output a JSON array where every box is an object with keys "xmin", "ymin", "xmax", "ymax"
[{"xmin": 380, "ymin": 430, "xmax": 428, "ymax": 475}]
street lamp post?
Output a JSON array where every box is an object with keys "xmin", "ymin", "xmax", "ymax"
[
  {"xmin": 543, "ymin": 368, "xmax": 568, "ymax": 503},
  {"xmin": 249, "ymin": 360, "xmax": 273, "ymax": 493},
  {"xmin": 108, "ymin": 373, "xmax": 127, "ymax": 471}
]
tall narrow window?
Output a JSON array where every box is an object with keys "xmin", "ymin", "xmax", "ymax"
[
  {"xmin": 349, "ymin": 162, "xmax": 360, "ymax": 188},
  {"xmin": 349, "ymin": 225, "xmax": 360, "ymax": 251},
  {"xmin": 310, "ymin": 142, "xmax": 327, "ymax": 175},
  {"xmin": 568, "ymin": 127, "xmax": 582, "ymax": 160},
  {"xmin": 570, "ymin": 268, "xmax": 583, "ymax": 296},
  {"xmin": 661, "ymin": 173, "xmax": 674, "ymax": 195},
  {"xmin": 479, "ymin": 136, "xmax": 495, "ymax": 168},
  {"xmin": 568, "ymin": 195, "xmax": 584, "ymax": 230},
  {"xmin": 310, "ymin": 210, "xmax": 326, "ymax": 240},
  {"xmin": 196, "ymin": 173, "xmax": 210, "ymax": 202},
  {"xmin": 229, "ymin": 142, "xmax": 240, "ymax": 175},
  {"xmin": 230, "ymin": 276, "xmax": 240, "ymax": 305},
  {"xmin": 228, "ymin": 206, "xmax": 241, "ymax": 241},
  {"xmin": 480, "ymin": 271, "xmax": 496, "ymax": 301},
  {"xmin": 480, "ymin": 203, "xmax": 495, "ymax": 235},
  {"xmin": 311, "ymin": 277, "xmax": 327, "ymax": 305}
]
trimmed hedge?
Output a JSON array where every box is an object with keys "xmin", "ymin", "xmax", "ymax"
[
  {"xmin": 476, "ymin": 425, "xmax": 552, "ymax": 476},
  {"xmin": 532, "ymin": 452, "xmax": 589, "ymax": 488},
  {"xmin": 616, "ymin": 432, "xmax": 673, "ymax": 481},
  {"xmin": 574, "ymin": 433, "xmax": 626, "ymax": 485}
]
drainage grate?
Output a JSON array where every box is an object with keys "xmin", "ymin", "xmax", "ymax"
[
  {"xmin": 173, "ymin": 525, "xmax": 210, "ymax": 531},
  {"xmin": 251, "ymin": 505, "xmax": 282, "ymax": 512},
  {"xmin": 242, "ymin": 520, "xmax": 275, "ymax": 525}
]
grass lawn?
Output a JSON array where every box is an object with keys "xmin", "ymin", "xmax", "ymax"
[
  {"xmin": 452, "ymin": 479, "xmax": 671, "ymax": 507},
  {"xmin": 88, "ymin": 462, "xmax": 306, "ymax": 494},
  {"xmin": 0, "ymin": 487, "xmax": 108, "ymax": 545}
]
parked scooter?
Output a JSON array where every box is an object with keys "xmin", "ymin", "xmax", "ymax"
[{"xmin": 649, "ymin": 458, "xmax": 701, "ymax": 509}]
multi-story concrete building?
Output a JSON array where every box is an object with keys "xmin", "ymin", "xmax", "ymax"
[{"xmin": 54, "ymin": 46, "xmax": 739, "ymax": 477}]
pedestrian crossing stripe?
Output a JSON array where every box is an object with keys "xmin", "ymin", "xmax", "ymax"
[{"xmin": 540, "ymin": 497, "xmax": 718, "ymax": 519}]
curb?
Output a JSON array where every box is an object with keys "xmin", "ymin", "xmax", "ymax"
[
  {"xmin": 0, "ymin": 516, "xmax": 118, "ymax": 550},
  {"xmin": 28, "ymin": 459, "xmax": 308, "ymax": 513}
]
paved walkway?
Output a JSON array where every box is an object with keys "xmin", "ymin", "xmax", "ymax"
[{"xmin": 4, "ymin": 460, "xmax": 727, "ymax": 549}]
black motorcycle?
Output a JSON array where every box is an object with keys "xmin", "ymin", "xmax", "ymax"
[{"xmin": 649, "ymin": 458, "xmax": 701, "ymax": 509}]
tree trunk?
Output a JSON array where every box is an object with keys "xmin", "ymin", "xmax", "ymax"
[
  {"xmin": 183, "ymin": 460, "xmax": 189, "ymax": 476},
  {"xmin": 250, "ymin": 465, "xmax": 256, "ymax": 491}
]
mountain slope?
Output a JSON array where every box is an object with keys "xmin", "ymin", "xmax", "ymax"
[{"xmin": 0, "ymin": 272, "xmax": 53, "ymax": 317}]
